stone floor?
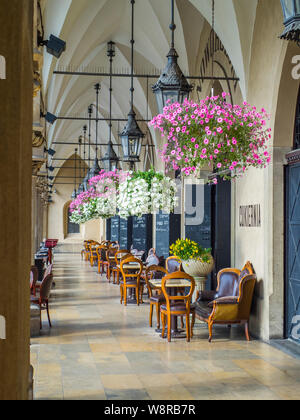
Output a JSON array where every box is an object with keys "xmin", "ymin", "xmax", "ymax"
[{"xmin": 30, "ymin": 254, "xmax": 300, "ymax": 400}]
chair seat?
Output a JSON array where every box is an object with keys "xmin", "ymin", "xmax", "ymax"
[
  {"xmin": 150, "ymin": 294, "xmax": 165, "ymax": 304},
  {"xmin": 120, "ymin": 280, "xmax": 139, "ymax": 286},
  {"xmin": 161, "ymin": 303, "xmax": 187, "ymax": 312},
  {"xmin": 192, "ymin": 301, "xmax": 213, "ymax": 319}
]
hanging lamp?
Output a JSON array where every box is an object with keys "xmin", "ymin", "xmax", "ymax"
[
  {"xmin": 152, "ymin": 0, "xmax": 193, "ymax": 114},
  {"xmin": 71, "ymin": 148, "xmax": 78, "ymax": 199},
  {"xmin": 120, "ymin": 0, "xmax": 145, "ymax": 168},
  {"xmin": 101, "ymin": 41, "xmax": 120, "ymax": 172}
]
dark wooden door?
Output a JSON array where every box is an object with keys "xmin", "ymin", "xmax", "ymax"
[
  {"xmin": 285, "ymin": 162, "xmax": 300, "ymax": 343},
  {"xmin": 68, "ymin": 216, "xmax": 80, "ymax": 234}
]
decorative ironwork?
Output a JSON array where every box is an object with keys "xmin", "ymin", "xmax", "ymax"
[{"xmin": 280, "ymin": 0, "xmax": 300, "ymax": 45}]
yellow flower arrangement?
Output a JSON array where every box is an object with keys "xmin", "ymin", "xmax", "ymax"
[{"xmin": 170, "ymin": 238, "xmax": 212, "ymax": 262}]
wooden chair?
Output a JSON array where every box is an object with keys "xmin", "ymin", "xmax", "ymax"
[
  {"xmin": 36, "ymin": 263, "xmax": 53, "ymax": 292},
  {"xmin": 81, "ymin": 241, "xmax": 90, "ymax": 260},
  {"xmin": 113, "ymin": 250, "xmax": 131, "ymax": 285},
  {"xmin": 191, "ymin": 262, "xmax": 256, "ymax": 342},
  {"xmin": 166, "ymin": 256, "xmax": 182, "ymax": 273},
  {"xmin": 106, "ymin": 247, "xmax": 119, "ymax": 282},
  {"xmin": 144, "ymin": 265, "xmax": 167, "ymax": 329},
  {"xmin": 97, "ymin": 245, "xmax": 109, "ymax": 275},
  {"xmin": 31, "ymin": 274, "xmax": 54, "ymax": 329},
  {"xmin": 160, "ymin": 271, "xmax": 195, "ymax": 343},
  {"xmin": 120, "ymin": 256, "xmax": 143, "ymax": 306},
  {"xmin": 89, "ymin": 242, "xmax": 99, "ymax": 267}
]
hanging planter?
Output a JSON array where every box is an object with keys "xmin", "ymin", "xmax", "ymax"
[
  {"xmin": 69, "ymin": 170, "xmax": 129, "ymax": 224},
  {"xmin": 69, "ymin": 189, "xmax": 100, "ymax": 225},
  {"xmin": 149, "ymin": 93, "xmax": 272, "ymax": 183},
  {"xmin": 117, "ymin": 168, "xmax": 178, "ymax": 219},
  {"xmin": 89, "ymin": 170, "xmax": 129, "ymax": 219}
]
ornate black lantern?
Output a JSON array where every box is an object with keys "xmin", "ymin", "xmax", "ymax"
[
  {"xmin": 280, "ymin": 0, "xmax": 300, "ymax": 44},
  {"xmin": 101, "ymin": 41, "xmax": 120, "ymax": 171},
  {"xmin": 152, "ymin": 0, "xmax": 193, "ymax": 114},
  {"xmin": 120, "ymin": 0, "xmax": 145, "ymax": 165}
]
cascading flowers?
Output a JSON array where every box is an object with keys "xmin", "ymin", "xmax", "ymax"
[
  {"xmin": 117, "ymin": 168, "xmax": 178, "ymax": 219},
  {"xmin": 69, "ymin": 170, "xmax": 129, "ymax": 224},
  {"xmin": 149, "ymin": 93, "xmax": 272, "ymax": 183}
]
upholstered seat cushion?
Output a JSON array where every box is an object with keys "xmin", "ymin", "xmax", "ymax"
[
  {"xmin": 120, "ymin": 280, "xmax": 138, "ymax": 285},
  {"xmin": 150, "ymin": 294, "xmax": 165, "ymax": 304},
  {"xmin": 161, "ymin": 303, "xmax": 187, "ymax": 312},
  {"xmin": 193, "ymin": 301, "xmax": 213, "ymax": 319}
]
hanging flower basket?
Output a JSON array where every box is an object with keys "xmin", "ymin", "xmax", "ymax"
[
  {"xmin": 149, "ymin": 93, "xmax": 272, "ymax": 183},
  {"xmin": 117, "ymin": 168, "xmax": 178, "ymax": 219},
  {"xmin": 69, "ymin": 170, "xmax": 129, "ymax": 224}
]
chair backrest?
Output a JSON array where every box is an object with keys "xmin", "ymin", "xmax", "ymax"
[
  {"xmin": 106, "ymin": 247, "xmax": 118, "ymax": 261},
  {"xmin": 40, "ymin": 274, "xmax": 53, "ymax": 301},
  {"xmin": 146, "ymin": 254, "xmax": 160, "ymax": 266},
  {"xmin": 30, "ymin": 266, "xmax": 39, "ymax": 288},
  {"xmin": 115, "ymin": 250, "xmax": 130, "ymax": 264},
  {"xmin": 166, "ymin": 256, "xmax": 182, "ymax": 273},
  {"xmin": 145, "ymin": 265, "xmax": 167, "ymax": 297},
  {"xmin": 237, "ymin": 274, "xmax": 257, "ymax": 319},
  {"xmin": 217, "ymin": 262, "xmax": 255, "ymax": 298},
  {"xmin": 120, "ymin": 256, "xmax": 143, "ymax": 285},
  {"xmin": 109, "ymin": 241, "xmax": 119, "ymax": 249},
  {"xmin": 43, "ymin": 264, "xmax": 53, "ymax": 281},
  {"xmin": 161, "ymin": 271, "xmax": 195, "ymax": 310},
  {"xmin": 148, "ymin": 248, "xmax": 156, "ymax": 256}
]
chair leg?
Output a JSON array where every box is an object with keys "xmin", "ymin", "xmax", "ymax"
[
  {"xmin": 40, "ymin": 307, "xmax": 42, "ymax": 330},
  {"xmin": 156, "ymin": 303, "xmax": 160, "ymax": 330},
  {"xmin": 149, "ymin": 303, "xmax": 153, "ymax": 328},
  {"xmin": 208, "ymin": 322, "xmax": 213, "ymax": 343},
  {"xmin": 191, "ymin": 312, "xmax": 195, "ymax": 338},
  {"xmin": 161, "ymin": 312, "xmax": 166, "ymax": 339},
  {"xmin": 167, "ymin": 314, "xmax": 172, "ymax": 343},
  {"xmin": 124, "ymin": 286, "xmax": 127, "ymax": 306},
  {"xmin": 186, "ymin": 314, "xmax": 190, "ymax": 342},
  {"xmin": 245, "ymin": 322, "xmax": 250, "ymax": 341},
  {"xmin": 180, "ymin": 317, "xmax": 184, "ymax": 329},
  {"xmin": 136, "ymin": 286, "xmax": 140, "ymax": 306},
  {"xmin": 46, "ymin": 302, "xmax": 52, "ymax": 328},
  {"xmin": 120, "ymin": 286, "xmax": 123, "ymax": 304}
]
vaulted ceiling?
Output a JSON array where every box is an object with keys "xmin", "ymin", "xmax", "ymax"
[{"xmin": 41, "ymin": 0, "xmax": 259, "ymax": 173}]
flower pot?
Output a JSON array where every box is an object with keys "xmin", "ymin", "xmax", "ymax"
[{"xmin": 182, "ymin": 257, "xmax": 214, "ymax": 296}]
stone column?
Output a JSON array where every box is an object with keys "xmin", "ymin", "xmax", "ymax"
[{"xmin": 0, "ymin": 0, "xmax": 33, "ymax": 400}]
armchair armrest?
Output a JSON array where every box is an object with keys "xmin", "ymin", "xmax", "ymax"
[{"xmin": 208, "ymin": 296, "xmax": 238, "ymax": 307}]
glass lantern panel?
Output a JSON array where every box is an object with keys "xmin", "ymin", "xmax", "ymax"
[
  {"xmin": 163, "ymin": 90, "xmax": 180, "ymax": 107},
  {"xmin": 121, "ymin": 135, "xmax": 129, "ymax": 158},
  {"xmin": 281, "ymin": 0, "xmax": 295, "ymax": 20},
  {"xmin": 155, "ymin": 91, "xmax": 164, "ymax": 115}
]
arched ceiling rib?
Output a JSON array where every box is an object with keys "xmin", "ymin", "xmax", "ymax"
[{"xmin": 42, "ymin": 0, "xmax": 258, "ymax": 169}]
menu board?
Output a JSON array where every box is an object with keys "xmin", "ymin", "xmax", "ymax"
[
  {"xmin": 110, "ymin": 216, "xmax": 120, "ymax": 242},
  {"xmin": 156, "ymin": 212, "xmax": 181, "ymax": 258},
  {"xmin": 119, "ymin": 217, "xmax": 133, "ymax": 250},
  {"xmin": 132, "ymin": 214, "xmax": 153, "ymax": 259}
]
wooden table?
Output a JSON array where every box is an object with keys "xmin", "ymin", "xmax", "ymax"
[{"xmin": 149, "ymin": 278, "xmax": 191, "ymax": 338}]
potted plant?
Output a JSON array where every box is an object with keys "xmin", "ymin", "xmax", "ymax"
[
  {"xmin": 170, "ymin": 238, "xmax": 214, "ymax": 292},
  {"xmin": 149, "ymin": 93, "xmax": 272, "ymax": 183}
]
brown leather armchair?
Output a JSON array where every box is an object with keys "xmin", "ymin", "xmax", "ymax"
[{"xmin": 191, "ymin": 262, "xmax": 256, "ymax": 342}]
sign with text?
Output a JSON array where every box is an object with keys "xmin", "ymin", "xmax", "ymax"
[{"xmin": 239, "ymin": 204, "xmax": 261, "ymax": 228}]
